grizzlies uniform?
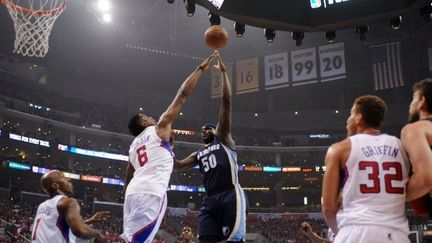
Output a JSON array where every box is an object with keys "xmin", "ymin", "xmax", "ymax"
[
  {"xmin": 196, "ymin": 136, "xmax": 246, "ymax": 241},
  {"xmin": 335, "ymin": 134, "xmax": 410, "ymax": 243},
  {"xmin": 122, "ymin": 126, "xmax": 173, "ymax": 243}
]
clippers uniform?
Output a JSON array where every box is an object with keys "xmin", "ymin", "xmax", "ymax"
[
  {"xmin": 31, "ymin": 195, "xmax": 85, "ymax": 243},
  {"xmin": 335, "ymin": 134, "xmax": 410, "ymax": 243},
  {"xmin": 122, "ymin": 126, "xmax": 174, "ymax": 243},
  {"xmin": 196, "ymin": 136, "xmax": 246, "ymax": 241}
]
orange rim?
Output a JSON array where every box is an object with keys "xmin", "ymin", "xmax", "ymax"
[{"xmin": 3, "ymin": 0, "xmax": 66, "ymax": 15}]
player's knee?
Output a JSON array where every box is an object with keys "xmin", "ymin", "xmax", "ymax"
[{"xmin": 198, "ymin": 235, "xmax": 219, "ymax": 243}]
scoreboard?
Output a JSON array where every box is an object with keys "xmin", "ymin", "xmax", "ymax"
[
  {"xmin": 310, "ymin": 0, "xmax": 351, "ymax": 9},
  {"xmin": 198, "ymin": 0, "xmax": 429, "ymax": 31}
]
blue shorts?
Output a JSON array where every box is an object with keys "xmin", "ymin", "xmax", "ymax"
[{"xmin": 198, "ymin": 186, "xmax": 246, "ymax": 242}]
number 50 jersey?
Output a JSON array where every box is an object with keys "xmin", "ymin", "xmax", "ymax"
[
  {"xmin": 337, "ymin": 133, "xmax": 410, "ymax": 234},
  {"xmin": 126, "ymin": 126, "xmax": 174, "ymax": 198},
  {"xmin": 196, "ymin": 136, "xmax": 241, "ymax": 195}
]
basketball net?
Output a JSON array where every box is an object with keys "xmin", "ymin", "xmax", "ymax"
[{"xmin": 3, "ymin": 0, "xmax": 67, "ymax": 57}]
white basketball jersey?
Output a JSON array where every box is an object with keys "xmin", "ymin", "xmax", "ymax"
[
  {"xmin": 126, "ymin": 126, "xmax": 174, "ymax": 197},
  {"xmin": 327, "ymin": 228, "xmax": 335, "ymax": 241},
  {"xmin": 32, "ymin": 195, "xmax": 77, "ymax": 243},
  {"xmin": 337, "ymin": 133, "xmax": 410, "ymax": 233}
]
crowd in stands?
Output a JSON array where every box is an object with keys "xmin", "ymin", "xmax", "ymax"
[
  {"xmin": 0, "ymin": 75, "xmax": 127, "ymax": 134},
  {"xmin": 248, "ymin": 215, "xmax": 328, "ymax": 242},
  {"xmin": 162, "ymin": 212, "xmax": 198, "ymax": 242},
  {"xmin": 0, "ymin": 200, "xmax": 35, "ymax": 242}
]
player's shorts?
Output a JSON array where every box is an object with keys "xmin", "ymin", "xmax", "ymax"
[
  {"xmin": 121, "ymin": 193, "xmax": 167, "ymax": 243},
  {"xmin": 334, "ymin": 225, "xmax": 409, "ymax": 243},
  {"xmin": 198, "ymin": 186, "xmax": 246, "ymax": 242}
]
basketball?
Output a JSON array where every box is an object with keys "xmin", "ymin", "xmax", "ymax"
[{"xmin": 204, "ymin": 25, "xmax": 228, "ymax": 49}]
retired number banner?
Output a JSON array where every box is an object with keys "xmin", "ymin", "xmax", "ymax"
[
  {"xmin": 236, "ymin": 57, "xmax": 259, "ymax": 94},
  {"xmin": 291, "ymin": 47, "xmax": 317, "ymax": 86},
  {"xmin": 318, "ymin": 42, "xmax": 346, "ymax": 82},
  {"xmin": 264, "ymin": 52, "xmax": 290, "ymax": 90}
]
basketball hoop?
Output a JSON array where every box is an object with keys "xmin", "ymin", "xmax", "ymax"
[{"xmin": 3, "ymin": 0, "xmax": 67, "ymax": 57}]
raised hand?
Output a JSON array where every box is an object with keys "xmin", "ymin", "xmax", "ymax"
[
  {"xmin": 85, "ymin": 211, "xmax": 111, "ymax": 224},
  {"xmin": 199, "ymin": 51, "xmax": 218, "ymax": 71},
  {"xmin": 300, "ymin": 221, "xmax": 313, "ymax": 235},
  {"xmin": 215, "ymin": 54, "xmax": 227, "ymax": 72}
]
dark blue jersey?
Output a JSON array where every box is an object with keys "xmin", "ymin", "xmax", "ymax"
[{"xmin": 196, "ymin": 136, "xmax": 240, "ymax": 195}]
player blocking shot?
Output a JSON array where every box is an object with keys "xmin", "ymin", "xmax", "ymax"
[
  {"xmin": 175, "ymin": 54, "xmax": 247, "ymax": 243},
  {"xmin": 322, "ymin": 95, "xmax": 410, "ymax": 243},
  {"xmin": 121, "ymin": 51, "xmax": 218, "ymax": 243}
]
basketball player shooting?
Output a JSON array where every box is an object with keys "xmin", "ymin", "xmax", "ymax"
[
  {"xmin": 401, "ymin": 78, "xmax": 432, "ymax": 217},
  {"xmin": 175, "ymin": 54, "xmax": 247, "ymax": 243},
  {"xmin": 121, "ymin": 51, "xmax": 217, "ymax": 243},
  {"xmin": 322, "ymin": 95, "xmax": 411, "ymax": 243}
]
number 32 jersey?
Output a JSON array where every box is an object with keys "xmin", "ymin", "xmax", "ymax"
[
  {"xmin": 196, "ymin": 137, "xmax": 240, "ymax": 195},
  {"xmin": 126, "ymin": 126, "xmax": 174, "ymax": 198},
  {"xmin": 337, "ymin": 133, "xmax": 410, "ymax": 233}
]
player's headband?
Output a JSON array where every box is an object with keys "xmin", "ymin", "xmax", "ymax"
[{"xmin": 202, "ymin": 123, "xmax": 216, "ymax": 129}]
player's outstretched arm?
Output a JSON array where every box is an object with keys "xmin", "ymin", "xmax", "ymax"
[
  {"xmin": 84, "ymin": 211, "xmax": 111, "ymax": 225},
  {"xmin": 57, "ymin": 197, "xmax": 104, "ymax": 242},
  {"xmin": 156, "ymin": 51, "xmax": 218, "ymax": 141},
  {"xmin": 174, "ymin": 151, "xmax": 198, "ymax": 171},
  {"xmin": 214, "ymin": 55, "xmax": 235, "ymax": 148},
  {"xmin": 402, "ymin": 124, "xmax": 432, "ymax": 201},
  {"xmin": 300, "ymin": 222, "xmax": 332, "ymax": 243},
  {"xmin": 322, "ymin": 141, "xmax": 346, "ymax": 235}
]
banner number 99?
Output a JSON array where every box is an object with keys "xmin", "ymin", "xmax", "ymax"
[{"xmin": 294, "ymin": 60, "xmax": 314, "ymax": 76}]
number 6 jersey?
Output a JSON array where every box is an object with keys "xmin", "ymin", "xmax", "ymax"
[
  {"xmin": 126, "ymin": 126, "xmax": 174, "ymax": 198},
  {"xmin": 337, "ymin": 133, "xmax": 410, "ymax": 233}
]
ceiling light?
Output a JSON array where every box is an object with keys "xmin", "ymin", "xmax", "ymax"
[
  {"xmin": 292, "ymin": 32, "xmax": 304, "ymax": 46},
  {"xmin": 208, "ymin": 12, "xmax": 221, "ymax": 25},
  {"xmin": 96, "ymin": 0, "xmax": 110, "ymax": 12},
  {"xmin": 390, "ymin": 16, "xmax": 402, "ymax": 30},
  {"xmin": 184, "ymin": 0, "xmax": 195, "ymax": 17},
  {"xmin": 325, "ymin": 31, "xmax": 336, "ymax": 43},
  {"xmin": 355, "ymin": 26, "xmax": 369, "ymax": 41},
  {"xmin": 264, "ymin": 29, "xmax": 276, "ymax": 43},
  {"xmin": 234, "ymin": 22, "xmax": 245, "ymax": 37}
]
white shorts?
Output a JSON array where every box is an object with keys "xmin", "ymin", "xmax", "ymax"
[
  {"xmin": 334, "ymin": 225, "xmax": 409, "ymax": 243},
  {"xmin": 121, "ymin": 193, "xmax": 167, "ymax": 243}
]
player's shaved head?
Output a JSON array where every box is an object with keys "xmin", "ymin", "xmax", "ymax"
[
  {"xmin": 41, "ymin": 170, "xmax": 61, "ymax": 195},
  {"xmin": 40, "ymin": 170, "xmax": 73, "ymax": 197}
]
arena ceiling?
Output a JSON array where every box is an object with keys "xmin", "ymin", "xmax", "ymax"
[
  {"xmin": 0, "ymin": 0, "xmax": 430, "ymax": 91},
  {"xmin": 196, "ymin": 0, "xmax": 431, "ymax": 31}
]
